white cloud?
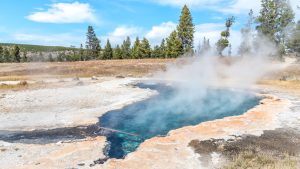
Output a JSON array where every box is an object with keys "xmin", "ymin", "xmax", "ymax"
[
  {"xmin": 27, "ymin": 2, "xmax": 97, "ymax": 24},
  {"xmin": 145, "ymin": 22, "xmax": 177, "ymax": 45},
  {"xmin": 151, "ymin": 0, "xmax": 300, "ymax": 18},
  {"xmin": 13, "ymin": 33, "xmax": 84, "ymax": 47},
  {"xmin": 219, "ymin": 0, "xmax": 261, "ymax": 14},
  {"xmin": 220, "ymin": 0, "xmax": 300, "ymax": 17},
  {"xmin": 101, "ymin": 26, "xmax": 143, "ymax": 46},
  {"xmin": 151, "ymin": 0, "xmax": 224, "ymax": 8}
]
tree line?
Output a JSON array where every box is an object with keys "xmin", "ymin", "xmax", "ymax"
[
  {"xmin": 0, "ymin": 0, "xmax": 299, "ymax": 63},
  {"xmin": 81, "ymin": 5, "xmax": 194, "ymax": 61}
]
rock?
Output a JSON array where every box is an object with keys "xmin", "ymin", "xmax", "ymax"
[
  {"xmin": 76, "ymin": 81, "xmax": 84, "ymax": 86},
  {"xmin": 116, "ymin": 75, "xmax": 125, "ymax": 79},
  {"xmin": 73, "ymin": 77, "xmax": 80, "ymax": 81},
  {"xmin": 77, "ymin": 163, "xmax": 85, "ymax": 166},
  {"xmin": 91, "ymin": 76, "xmax": 98, "ymax": 80},
  {"xmin": 18, "ymin": 81, "xmax": 28, "ymax": 86}
]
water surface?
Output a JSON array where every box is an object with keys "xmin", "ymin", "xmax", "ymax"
[{"xmin": 99, "ymin": 83, "xmax": 260, "ymax": 159}]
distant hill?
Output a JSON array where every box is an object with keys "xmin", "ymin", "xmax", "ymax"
[{"xmin": 0, "ymin": 43, "xmax": 78, "ymax": 52}]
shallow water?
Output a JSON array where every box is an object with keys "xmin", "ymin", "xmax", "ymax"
[{"xmin": 99, "ymin": 83, "xmax": 260, "ymax": 159}]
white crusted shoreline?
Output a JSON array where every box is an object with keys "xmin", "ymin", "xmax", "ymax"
[{"xmin": 0, "ymin": 77, "xmax": 156, "ymax": 131}]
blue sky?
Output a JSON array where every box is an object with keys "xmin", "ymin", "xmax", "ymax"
[{"xmin": 0, "ymin": 0, "xmax": 299, "ymax": 50}]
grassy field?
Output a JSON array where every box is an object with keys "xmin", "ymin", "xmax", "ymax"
[{"xmin": 0, "ymin": 59, "xmax": 174, "ymax": 80}]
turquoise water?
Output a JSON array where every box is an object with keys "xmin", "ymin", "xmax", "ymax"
[{"xmin": 99, "ymin": 83, "xmax": 260, "ymax": 159}]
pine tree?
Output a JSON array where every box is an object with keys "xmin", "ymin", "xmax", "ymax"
[
  {"xmin": 48, "ymin": 53, "xmax": 54, "ymax": 62},
  {"xmin": 86, "ymin": 26, "xmax": 101, "ymax": 59},
  {"xmin": 216, "ymin": 16, "xmax": 235, "ymax": 56},
  {"xmin": 256, "ymin": 0, "xmax": 294, "ymax": 55},
  {"xmin": 132, "ymin": 37, "xmax": 142, "ymax": 59},
  {"xmin": 177, "ymin": 5, "xmax": 195, "ymax": 53},
  {"xmin": 4, "ymin": 48, "xmax": 10, "ymax": 62},
  {"xmin": 287, "ymin": 21, "xmax": 300, "ymax": 54},
  {"xmin": 152, "ymin": 45, "xmax": 161, "ymax": 58},
  {"xmin": 140, "ymin": 38, "xmax": 151, "ymax": 58},
  {"xmin": 57, "ymin": 52, "xmax": 65, "ymax": 62},
  {"xmin": 239, "ymin": 10, "xmax": 255, "ymax": 56},
  {"xmin": 198, "ymin": 37, "xmax": 211, "ymax": 54},
  {"xmin": 0, "ymin": 45, "xmax": 3, "ymax": 62},
  {"xmin": 113, "ymin": 45, "xmax": 122, "ymax": 59},
  {"xmin": 79, "ymin": 44, "xmax": 84, "ymax": 61},
  {"xmin": 22, "ymin": 50, "xmax": 28, "ymax": 62},
  {"xmin": 38, "ymin": 52, "xmax": 43, "ymax": 62},
  {"xmin": 159, "ymin": 39, "xmax": 166, "ymax": 58},
  {"xmin": 166, "ymin": 31, "xmax": 183, "ymax": 58},
  {"xmin": 103, "ymin": 39, "xmax": 113, "ymax": 60},
  {"xmin": 121, "ymin": 36, "xmax": 131, "ymax": 59},
  {"xmin": 13, "ymin": 45, "xmax": 21, "ymax": 62}
]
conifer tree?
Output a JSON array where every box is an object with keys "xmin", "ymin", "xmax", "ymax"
[
  {"xmin": 132, "ymin": 37, "xmax": 142, "ymax": 59},
  {"xmin": 79, "ymin": 44, "xmax": 84, "ymax": 61},
  {"xmin": 198, "ymin": 37, "xmax": 211, "ymax": 54},
  {"xmin": 48, "ymin": 53, "xmax": 54, "ymax": 62},
  {"xmin": 287, "ymin": 21, "xmax": 300, "ymax": 54},
  {"xmin": 22, "ymin": 50, "xmax": 27, "ymax": 62},
  {"xmin": 86, "ymin": 26, "xmax": 101, "ymax": 59},
  {"xmin": 239, "ymin": 10, "xmax": 255, "ymax": 56},
  {"xmin": 166, "ymin": 31, "xmax": 183, "ymax": 58},
  {"xmin": 152, "ymin": 45, "xmax": 161, "ymax": 58},
  {"xmin": 13, "ymin": 45, "xmax": 21, "ymax": 62},
  {"xmin": 113, "ymin": 45, "xmax": 122, "ymax": 59},
  {"xmin": 216, "ymin": 16, "xmax": 235, "ymax": 56},
  {"xmin": 121, "ymin": 36, "xmax": 131, "ymax": 59},
  {"xmin": 140, "ymin": 38, "xmax": 151, "ymax": 58},
  {"xmin": 159, "ymin": 39, "xmax": 166, "ymax": 58},
  {"xmin": 177, "ymin": 5, "xmax": 195, "ymax": 53},
  {"xmin": 0, "ymin": 45, "xmax": 3, "ymax": 62},
  {"xmin": 103, "ymin": 39, "xmax": 113, "ymax": 60},
  {"xmin": 4, "ymin": 48, "xmax": 10, "ymax": 62},
  {"xmin": 256, "ymin": 0, "xmax": 294, "ymax": 55}
]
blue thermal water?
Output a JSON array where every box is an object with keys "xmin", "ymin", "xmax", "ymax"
[{"xmin": 99, "ymin": 83, "xmax": 260, "ymax": 159}]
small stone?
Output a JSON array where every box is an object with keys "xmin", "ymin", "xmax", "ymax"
[
  {"xmin": 91, "ymin": 76, "xmax": 98, "ymax": 80},
  {"xmin": 76, "ymin": 81, "xmax": 84, "ymax": 86},
  {"xmin": 116, "ymin": 75, "xmax": 125, "ymax": 79},
  {"xmin": 73, "ymin": 77, "xmax": 80, "ymax": 81},
  {"xmin": 78, "ymin": 163, "xmax": 85, "ymax": 166}
]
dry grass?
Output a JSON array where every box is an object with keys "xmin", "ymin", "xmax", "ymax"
[
  {"xmin": 0, "ymin": 81, "xmax": 29, "ymax": 90},
  {"xmin": 0, "ymin": 59, "xmax": 174, "ymax": 81},
  {"xmin": 258, "ymin": 80, "xmax": 300, "ymax": 91},
  {"xmin": 223, "ymin": 151, "xmax": 298, "ymax": 169}
]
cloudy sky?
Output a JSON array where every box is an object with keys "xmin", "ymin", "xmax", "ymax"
[{"xmin": 0, "ymin": 0, "xmax": 299, "ymax": 50}]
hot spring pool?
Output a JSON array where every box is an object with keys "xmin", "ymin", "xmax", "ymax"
[{"xmin": 99, "ymin": 83, "xmax": 260, "ymax": 159}]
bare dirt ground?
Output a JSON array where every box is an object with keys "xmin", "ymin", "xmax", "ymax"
[{"xmin": 0, "ymin": 58, "xmax": 300, "ymax": 169}]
